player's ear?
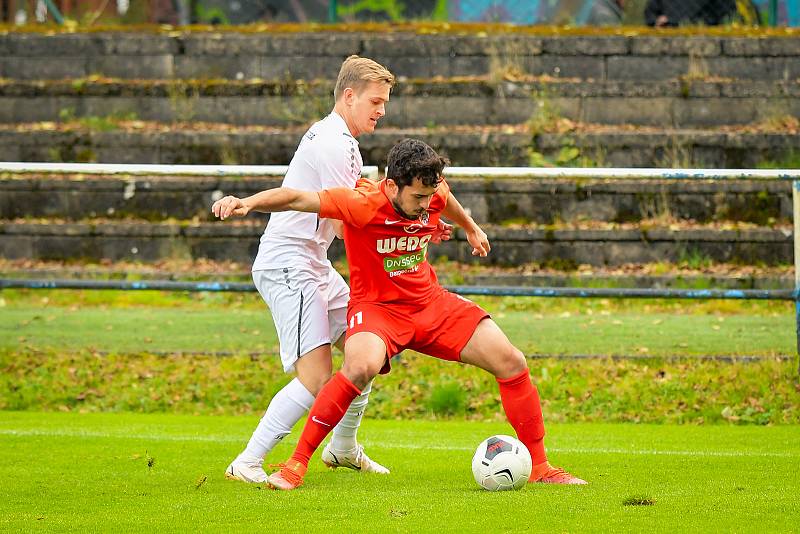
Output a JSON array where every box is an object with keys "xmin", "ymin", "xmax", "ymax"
[
  {"xmin": 385, "ymin": 178, "xmax": 398, "ymax": 196},
  {"xmin": 342, "ymin": 87, "xmax": 355, "ymax": 105}
]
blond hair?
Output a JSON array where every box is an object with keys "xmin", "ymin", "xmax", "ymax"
[{"xmin": 334, "ymin": 55, "xmax": 395, "ymax": 101}]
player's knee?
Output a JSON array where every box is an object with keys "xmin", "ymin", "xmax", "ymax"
[
  {"xmin": 341, "ymin": 360, "xmax": 379, "ymax": 390},
  {"xmin": 494, "ymin": 345, "xmax": 526, "ymax": 378},
  {"xmin": 296, "ymin": 367, "xmax": 332, "ymax": 396}
]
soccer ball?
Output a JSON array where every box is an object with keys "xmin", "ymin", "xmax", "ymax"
[{"xmin": 472, "ymin": 435, "xmax": 532, "ymax": 491}]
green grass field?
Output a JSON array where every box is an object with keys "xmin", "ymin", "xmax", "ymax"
[
  {"xmin": 1, "ymin": 412, "xmax": 798, "ymax": 533},
  {"xmin": 1, "ymin": 289, "xmax": 799, "ymax": 531},
  {"xmin": 1, "ymin": 289, "xmax": 793, "ymax": 357}
]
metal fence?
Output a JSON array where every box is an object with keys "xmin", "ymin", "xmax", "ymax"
[{"xmin": 6, "ymin": 0, "xmax": 798, "ymax": 26}]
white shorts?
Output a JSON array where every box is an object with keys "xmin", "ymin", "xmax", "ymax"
[{"xmin": 253, "ymin": 266, "xmax": 349, "ymax": 373}]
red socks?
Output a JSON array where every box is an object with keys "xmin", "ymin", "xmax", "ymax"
[
  {"xmin": 496, "ymin": 369, "xmax": 547, "ymax": 465},
  {"xmin": 290, "ymin": 371, "xmax": 361, "ymax": 467}
]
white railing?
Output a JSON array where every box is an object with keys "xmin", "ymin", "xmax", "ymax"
[{"xmin": 0, "ymin": 162, "xmax": 380, "ymax": 180}]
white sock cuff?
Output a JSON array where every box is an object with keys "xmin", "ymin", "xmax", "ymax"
[
  {"xmin": 286, "ymin": 377, "xmax": 316, "ymax": 411},
  {"xmin": 358, "ymin": 378, "xmax": 373, "ymax": 397}
]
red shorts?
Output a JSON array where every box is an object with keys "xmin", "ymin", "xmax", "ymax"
[{"xmin": 345, "ymin": 289, "xmax": 490, "ymax": 373}]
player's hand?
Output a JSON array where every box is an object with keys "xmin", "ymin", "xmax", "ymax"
[
  {"xmin": 466, "ymin": 226, "xmax": 490, "ymax": 257},
  {"xmin": 211, "ymin": 195, "xmax": 249, "ymax": 220},
  {"xmin": 430, "ymin": 220, "xmax": 453, "ymax": 244}
]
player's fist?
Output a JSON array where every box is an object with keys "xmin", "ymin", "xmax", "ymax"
[
  {"xmin": 211, "ymin": 195, "xmax": 249, "ymax": 220},
  {"xmin": 431, "ymin": 220, "xmax": 453, "ymax": 244}
]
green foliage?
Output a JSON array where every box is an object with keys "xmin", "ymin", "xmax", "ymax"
[
  {"xmin": 58, "ymin": 107, "xmax": 76, "ymax": 122},
  {"xmin": 425, "ymin": 381, "xmax": 467, "ymax": 416},
  {"xmin": 527, "ymin": 89, "xmax": 561, "ymax": 137},
  {"xmin": 527, "ymin": 90, "xmax": 601, "ymax": 168},
  {"xmin": 677, "ymin": 248, "xmax": 715, "ymax": 270},
  {"xmin": 430, "ymin": 0, "xmax": 449, "ymax": 21},
  {"xmin": 1, "ymin": 349, "xmax": 797, "ymax": 425},
  {"xmin": 194, "ymin": 5, "xmax": 229, "ymax": 25},
  {"xmin": 57, "ymin": 108, "xmax": 139, "ymax": 132},
  {"xmin": 757, "ymin": 150, "xmax": 800, "ymax": 170},
  {"xmin": 338, "ymin": 0, "xmax": 404, "ymax": 21},
  {"xmin": 556, "ymin": 145, "xmax": 580, "ymax": 165}
]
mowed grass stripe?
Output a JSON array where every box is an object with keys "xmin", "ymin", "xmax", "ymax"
[
  {"xmin": 1, "ymin": 303, "xmax": 793, "ymax": 356},
  {"xmin": 1, "ymin": 428, "xmax": 798, "ymax": 458}
]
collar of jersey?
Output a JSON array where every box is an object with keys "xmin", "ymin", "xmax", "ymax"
[{"xmin": 329, "ymin": 111, "xmax": 358, "ymax": 143}]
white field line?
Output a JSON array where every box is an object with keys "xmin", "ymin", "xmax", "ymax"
[{"xmin": 0, "ymin": 428, "xmax": 797, "ymax": 459}]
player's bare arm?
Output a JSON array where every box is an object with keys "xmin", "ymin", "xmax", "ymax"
[
  {"xmin": 211, "ymin": 188, "xmax": 321, "ymax": 220},
  {"xmin": 442, "ymin": 192, "xmax": 490, "ymax": 257}
]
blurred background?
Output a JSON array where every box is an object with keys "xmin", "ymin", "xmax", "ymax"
[{"xmin": 1, "ymin": 0, "xmax": 797, "ymax": 26}]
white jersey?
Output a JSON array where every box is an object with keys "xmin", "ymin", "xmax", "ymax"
[{"xmin": 252, "ymin": 112, "xmax": 362, "ymax": 272}]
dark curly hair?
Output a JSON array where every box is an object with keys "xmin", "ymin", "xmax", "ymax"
[{"xmin": 386, "ymin": 138, "xmax": 448, "ymax": 189}]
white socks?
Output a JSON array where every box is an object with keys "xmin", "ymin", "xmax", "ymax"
[
  {"xmin": 330, "ymin": 378, "xmax": 373, "ymax": 452},
  {"xmin": 239, "ymin": 377, "xmax": 315, "ymax": 462},
  {"xmin": 238, "ymin": 376, "xmax": 374, "ymax": 462}
]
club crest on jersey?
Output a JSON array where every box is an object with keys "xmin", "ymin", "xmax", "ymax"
[{"xmin": 419, "ymin": 210, "xmax": 430, "ymax": 225}]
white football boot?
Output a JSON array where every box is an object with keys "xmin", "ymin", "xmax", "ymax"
[
  {"xmin": 321, "ymin": 442, "xmax": 390, "ymax": 474},
  {"xmin": 224, "ymin": 456, "xmax": 268, "ymax": 483}
]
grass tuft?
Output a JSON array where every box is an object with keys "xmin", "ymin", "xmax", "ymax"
[{"xmin": 623, "ymin": 496, "xmax": 656, "ymax": 506}]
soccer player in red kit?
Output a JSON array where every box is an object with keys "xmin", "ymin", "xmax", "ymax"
[{"xmin": 212, "ymin": 138, "xmax": 587, "ymax": 490}]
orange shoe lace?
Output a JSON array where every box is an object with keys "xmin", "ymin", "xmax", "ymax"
[{"xmin": 268, "ymin": 461, "xmax": 305, "ymax": 487}]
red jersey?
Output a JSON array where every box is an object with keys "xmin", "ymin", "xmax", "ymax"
[{"xmin": 318, "ymin": 177, "xmax": 450, "ymax": 307}]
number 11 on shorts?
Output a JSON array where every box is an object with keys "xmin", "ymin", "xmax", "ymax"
[{"xmin": 349, "ymin": 311, "xmax": 363, "ymax": 329}]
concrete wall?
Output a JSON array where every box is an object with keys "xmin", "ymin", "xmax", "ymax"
[
  {"xmin": 1, "ymin": 78, "xmax": 798, "ymax": 128},
  {"xmin": 1, "ymin": 128, "xmax": 797, "ymax": 168},
  {"xmin": 0, "ymin": 220, "xmax": 790, "ymax": 266},
  {"xmin": 2, "ymin": 32, "xmax": 799, "ymax": 81},
  {"xmin": 1, "ymin": 176, "xmax": 790, "ymax": 225}
]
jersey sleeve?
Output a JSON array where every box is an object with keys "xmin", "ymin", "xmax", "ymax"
[
  {"xmin": 318, "ymin": 180, "xmax": 379, "ymax": 228},
  {"xmin": 316, "ymin": 138, "xmax": 358, "ymax": 189}
]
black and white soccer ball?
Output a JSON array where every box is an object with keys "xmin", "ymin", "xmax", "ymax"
[{"xmin": 472, "ymin": 435, "xmax": 532, "ymax": 491}]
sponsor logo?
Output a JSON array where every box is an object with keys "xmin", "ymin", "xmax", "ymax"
[
  {"xmin": 311, "ymin": 415, "xmax": 331, "ymax": 427},
  {"xmin": 384, "ymin": 247, "xmax": 427, "ymax": 272},
  {"xmin": 376, "ymin": 235, "xmax": 432, "ymax": 254},
  {"xmin": 384, "ymin": 218, "xmax": 402, "ymax": 225},
  {"xmin": 404, "ymin": 223, "xmax": 424, "ymax": 234}
]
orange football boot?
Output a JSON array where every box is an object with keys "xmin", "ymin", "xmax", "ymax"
[
  {"xmin": 266, "ymin": 460, "xmax": 307, "ymax": 491},
  {"xmin": 531, "ymin": 461, "xmax": 588, "ymax": 485}
]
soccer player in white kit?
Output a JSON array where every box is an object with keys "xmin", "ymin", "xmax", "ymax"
[{"xmin": 225, "ymin": 56, "xmax": 395, "ymax": 483}]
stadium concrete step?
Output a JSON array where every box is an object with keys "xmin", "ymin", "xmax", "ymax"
[
  {"xmin": 1, "ymin": 77, "xmax": 798, "ymax": 129},
  {"xmin": 0, "ymin": 219, "xmax": 791, "ymax": 267},
  {"xmin": 0, "ymin": 172, "xmax": 790, "ymax": 226},
  {"xmin": 1, "ymin": 30, "xmax": 799, "ymax": 82},
  {"xmin": 1, "ymin": 122, "xmax": 798, "ymax": 168}
]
